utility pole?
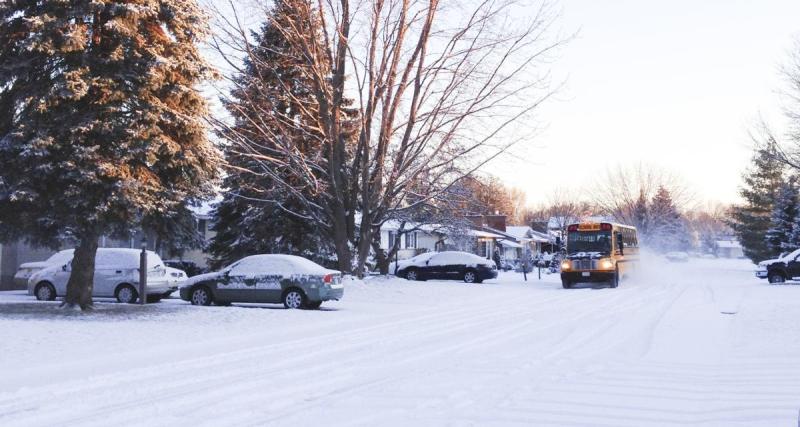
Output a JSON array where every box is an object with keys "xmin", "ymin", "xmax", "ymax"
[{"xmin": 139, "ymin": 237, "xmax": 147, "ymax": 305}]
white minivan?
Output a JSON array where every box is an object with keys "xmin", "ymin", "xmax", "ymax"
[
  {"xmin": 27, "ymin": 248, "xmax": 181, "ymax": 303},
  {"xmin": 14, "ymin": 249, "xmax": 75, "ymax": 288}
]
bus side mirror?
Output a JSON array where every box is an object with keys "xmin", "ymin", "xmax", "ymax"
[{"xmin": 617, "ymin": 235, "xmax": 624, "ymax": 255}]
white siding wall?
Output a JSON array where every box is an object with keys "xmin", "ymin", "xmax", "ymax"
[
  {"xmin": 416, "ymin": 233, "xmax": 438, "ymax": 251},
  {"xmin": 379, "ymin": 229, "xmax": 439, "ymax": 260}
]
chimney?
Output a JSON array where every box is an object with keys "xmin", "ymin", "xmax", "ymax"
[{"xmin": 486, "ymin": 214, "xmax": 506, "ymax": 232}]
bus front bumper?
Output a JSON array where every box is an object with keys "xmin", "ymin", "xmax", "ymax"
[{"xmin": 561, "ymin": 271, "xmax": 615, "ymax": 283}]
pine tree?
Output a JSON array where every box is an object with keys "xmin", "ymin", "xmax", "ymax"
[
  {"xmin": 143, "ymin": 204, "xmax": 205, "ymax": 257},
  {"xmin": 209, "ymin": 1, "xmax": 333, "ymax": 268},
  {"xmin": 0, "ymin": 1, "xmax": 220, "ymax": 309},
  {"xmin": 765, "ymin": 178, "xmax": 799, "ymax": 255},
  {"xmin": 649, "ymin": 186, "xmax": 688, "ymax": 252},
  {"xmin": 730, "ymin": 138, "xmax": 786, "ymax": 262},
  {"xmin": 632, "ymin": 190, "xmax": 649, "ymax": 244},
  {"xmin": 789, "ymin": 219, "xmax": 800, "ymax": 253}
]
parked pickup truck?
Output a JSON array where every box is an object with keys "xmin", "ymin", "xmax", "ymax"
[{"xmin": 755, "ymin": 248, "xmax": 800, "ymax": 284}]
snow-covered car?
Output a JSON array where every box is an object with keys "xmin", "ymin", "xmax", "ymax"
[
  {"xmin": 13, "ymin": 249, "xmax": 75, "ymax": 288},
  {"xmin": 393, "ymin": 251, "xmax": 498, "ymax": 283},
  {"xmin": 388, "ymin": 252, "xmax": 435, "ymax": 276},
  {"xmin": 164, "ymin": 259, "xmax": 204, "ymax": 277},
  {"xmin": 179, "ymin": 254, "xmax": 343, "ymax": 309},
  {"xmin": 755, "ymin": 248, "xmax": 800, "ymax": 284},
  {"xmin": 28, "ymin": 248, "xmax": 177, "ymax": 303},
  {"xmin": 665, "ymin": 251, "xmax": 690, "ymax": 262},
  {"xmin": 165, "ymin": 266, "xmax": 188, "ymax": 291}
]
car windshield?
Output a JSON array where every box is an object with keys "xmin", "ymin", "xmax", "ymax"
[
  {"xmin": 782, "ymin": 248, "xmax": 800, "ymax": 261},
  {"xmin": 408, "ymin": 252, "xmax": 435, "ymax": 263},
  {"xmin": 567, "ymin": 231, "xmax": 611, "ymax": 254},
  {"xmin": 46, "ymin": 250, "xmax": 74, "ymax": 264}
]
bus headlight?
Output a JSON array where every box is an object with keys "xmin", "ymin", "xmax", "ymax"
[
  {"xmin": 600, "ymin": 259, "xmax": 614, "ymax": 270},
  {"xmin": 561, "ymin": 261, "xmax": 571, "ymax": 270}
]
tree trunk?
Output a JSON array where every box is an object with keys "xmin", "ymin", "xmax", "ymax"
[
  {"xmin": 63, "ymin": 232, "xmax": 99, "ymax": 310},
  {"xmin": 371, "ymin": 238, "xmax": 389, "ymax": 274},
  {"xmin": 355, "ymin": 225, "xmax": 375, "ymax": 278},
  {"xmin": 331, "ymin": 215, "xmax": 352, "ymax": 274}
]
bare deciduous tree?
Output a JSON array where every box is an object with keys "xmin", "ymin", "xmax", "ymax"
[
  {"xmin": 685, "ymin": 202, "xmax": 732, "ymax": 254},
  {"xmin": 784, "ymin": 39, "xmax": 800, "ymax": 146},
  {"xmin": 525, "ymin": 189, "xmax": 590, "ymax": 239},
  {"xmin": 592, "ymin": 164, "xmax": 693, "ymax": 227},
  {"xmin": 212, "ymin": 0, "xmax": 565, "ymax": 275}
]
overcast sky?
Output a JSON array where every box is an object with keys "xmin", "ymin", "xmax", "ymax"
[{"xmin": 486, "ymin": 0, "xmax": 800, "ymax": 207}]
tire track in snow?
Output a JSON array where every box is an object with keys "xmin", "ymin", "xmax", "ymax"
[
  {"xmin": 0, "ymin": 286, "xmax": 614, "ymax": 426},
  {"xmin": 4, "ymin": 283, "xmax": 660, "ymax": 426},
  {"xmin": 253, "ymin": 284, "xmax": 679, "ymax": 425}
]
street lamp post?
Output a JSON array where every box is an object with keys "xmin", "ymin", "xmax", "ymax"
[{"xmin": 139, "ymin": 237, "xmax": 147, "ymax": 306}]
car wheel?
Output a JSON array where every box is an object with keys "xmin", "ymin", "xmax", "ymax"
[
  {"xmin": 463, "ymin": 270, "xmax": 477, "ymax": 283},
  {"xmin": 562, "ymin": 280, "xmax": 572, "ymax": 289},
  {"xmin": 115, "ymin": 284, "xmax": 139, "ymax": 304},
  {"xmin": 34, "ymin": 282, "xmax": 56, "ymax": 301},
  {"xmin": 190, "ymin": 286, "xmax": 213, "ymax": 306},
  {"xmin": 768, "ymin": 273, "xmax": 786, "ymax": 284},
  {"xmin": 283, "ymin": 288, "xmax": 306, "ymax": 309},
  {"xmin": 609, "ymin": 267, "xmax": 619, "ymax": 288},
  {"xmin": 405, "ymin": 269, "xmax": 420, "ymax": 281},
  {"xmin": 306, "ymin": 301, "xmax": 322, "ymax": 310}
]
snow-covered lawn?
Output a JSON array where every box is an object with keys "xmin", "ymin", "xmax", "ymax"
[{"xmin": 1, "ymin": 258, "xmax": 800, "ymax": 426}]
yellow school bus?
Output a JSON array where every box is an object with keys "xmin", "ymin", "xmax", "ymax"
[{"xmin": 559, "ymin": 222, "xmax": 639, "ymax": 289}]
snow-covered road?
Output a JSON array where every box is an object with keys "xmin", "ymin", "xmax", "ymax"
[{"xmin": 1, "ymin": 258, "xmax": 799, "ymax": 426}]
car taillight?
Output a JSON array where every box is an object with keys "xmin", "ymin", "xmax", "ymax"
[{"xmin": 323, "ymin": 274, "xmax": 334, "ymax": 284}]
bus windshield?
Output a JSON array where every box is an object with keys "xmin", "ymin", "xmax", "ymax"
[{"xmin": 567, "ymin": 231, "xmax": 612, "ymax": 254}]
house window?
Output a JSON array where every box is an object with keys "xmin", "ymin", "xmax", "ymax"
[
  {"xmin": 478, "ymin": 240, "xmax": 487, "ymax": 258},
  {"xmin": 197, "ymin": 219, "xmax": 207, "ymax": 234},
  {"xmin": 405, "ymin": 232, "xmax": 417, "ymax": 249},
  {"xmin": 388, "ymin": 231, "xmax": 396, "ymax": 249}
]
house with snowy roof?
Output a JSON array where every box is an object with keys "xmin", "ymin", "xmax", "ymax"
[
  {"xmin": 715, "ymin": 239, "xmax": 744, "ymax": 258},
  {"xmin": 377, "ymin": 220, "xmax": 448, "ymax": 260},
  {"xmin": 375, "ymin": 214, "xmax": 548, "ymax": 264}
]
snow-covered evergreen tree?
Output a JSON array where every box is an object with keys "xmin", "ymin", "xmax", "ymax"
[
  {"xmin": 632, "ymin": 190, "xmax": 649, "ymax": 244},
  {"xmin": 789, "ymin": 220, "xmax": 800, "ymax": 254},
  {"xmin": 730, "ymin": 138, "xmax": 785, "ymax": 262},
  {"xmin": 0, "ymin": 1, "xmax": 220, "ymax": 309},
  {"xmin": 765, "ymin": 178, "xmax": 799, "ymax": 255},
  {"xmin": 142, "ymin": 205, "xmax": 205, "ymax": 258},
  {"xmin": 209, "ymin": 1, "xmax": 333, "ymax": 269},
  {"xmin": 648, "ymin": 186, "xmax": 689, "ymax": 252}
]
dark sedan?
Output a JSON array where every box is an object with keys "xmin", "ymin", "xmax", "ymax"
[{"xmin": 394, "ymin": 251, "xmax": 498, "ymax": 283}]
